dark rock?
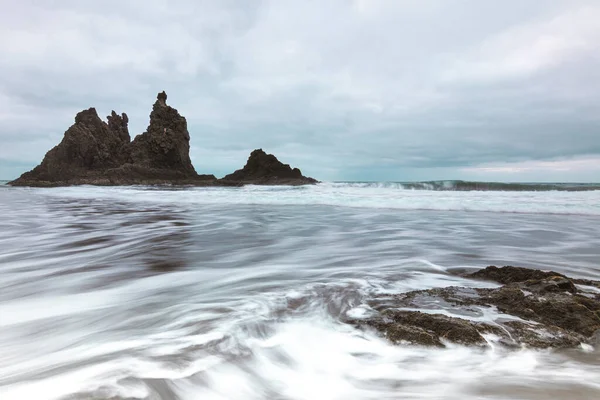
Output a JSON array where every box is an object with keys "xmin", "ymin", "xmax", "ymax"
[
  {"xmin": 9, "ymin": 93, "xmax": 318, "ymax": 187},
  {"xmin": 356, "ymin": 310, "xmax": 500, "ymax": 347},
  {"xmin": 478, "ymin": 284, "xmax": 599, "ymax": 337},
  {"xmin": 9, "ymin": 92, "xmax": 204, "ymax": 186},
  {"xmin": 500, "ymin": 321, "xmax": 583, "ymax": 349},
  {"xmin": 522, "ymin": 276, "xmax": 577, "ymax": 294},
  {"xmin": 221, "ymin": 149, "xmax": 317, "ymax": 185},
  {"xmin": 9, "ymin": 108, "xmax": 131, "ymax": 185},
  {"xmin": 469, "ymin": 265, "xmax": 568, "ymax": 284},
  {"xmin": 128, "ymin": 92, "xmax": 195, "ymax": 174},
  {"xmin": 348, "ymin": 266, "xmax": 600, "ymax": 349},
  {"xmin": 157, "ymin": 90, "xmax": 168, "ymax": 105},
  {"xmin": 107, "ymin": 111, "xmax": 130, "ymax": 143}
]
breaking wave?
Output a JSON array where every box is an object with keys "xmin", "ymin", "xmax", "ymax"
[
  {"xmin": 332, "ymin": 180, "xmax": 600, "ymax": 191},
  {"xmin": 5, "ymin": 181, "xmax": 599, "ymax": 216}
]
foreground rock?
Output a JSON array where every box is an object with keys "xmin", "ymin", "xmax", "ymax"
[
  {"xmin": 348, "ymin": 266, "xmax": 600, "ymax": 349},
  {"xmin": 221, "ymin": 149, "xmax": 317, "ymax": 185},
  {"xmin": 9, "ymin": 93, "xmax": 316, "ymax": 187}
]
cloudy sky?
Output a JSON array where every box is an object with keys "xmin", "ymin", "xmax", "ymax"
[{"xmin": 1, "ymin": 0, "xmax": 599, "ymax": 182}]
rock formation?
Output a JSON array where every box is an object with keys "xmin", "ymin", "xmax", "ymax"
[
  {"xmin": 9, "ymin": 92, "xmax": 206, "ymax": 186},
  {"xmin": 222, "ymin": 149, "xmax": 317, "ymax": 185},
  {"xmin": 128, "ymin": 91, "xmax": 196, "ymax": 174},
  {"xmin": 10, "ymin": 107, "xmax": 132, "ymax": 186},
  {"xmin": 347, "ymin": 265, "xmax": 600, "ymax": 349},
  {"xmin": 8, "ymin": 92, "xmax": 317, "ymax": 187}
]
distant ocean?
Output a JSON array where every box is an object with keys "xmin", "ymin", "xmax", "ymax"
[
  {"xmin": 2, "ymin": 179, "xmax": 600, "ymax": 191},
  {"xmin": 1, "ymin": 182, "xmax": 600, "ymax": 399},
  {"xmin": 337, "ymin": 180, "xmax": 600, "ymax": 191}
]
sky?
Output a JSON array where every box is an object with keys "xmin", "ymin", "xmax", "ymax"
[{"xmin": 1, "ymin": 0, "xmax": 600, "ymax": 182}]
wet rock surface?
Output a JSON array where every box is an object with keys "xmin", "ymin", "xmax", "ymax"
[
  {"xmin": 349, "ymin": 265, "xmax": 600, "ymax": 349},
  {"xmin": 221, "ymin": 149, "xmax": 317, "ymax": 185},
  {"xmin": 354, "ymin": 309, "xmax": 503, "ymax": 347},
  {"xmin": 9, "ymin": 93, "xmax": 316, "ymax": 187}
]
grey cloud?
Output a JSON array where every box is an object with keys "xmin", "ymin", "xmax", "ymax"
[{"xmin": 1, "ymin": 0, "xmax": 599, "ymax": 181}]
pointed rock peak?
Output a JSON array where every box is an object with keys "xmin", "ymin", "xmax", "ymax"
[
  {"xmin": 128, "ymin": 90, "xmax": 195, "ymax": 173},
  {"xmin": 107, "ymin": 110, "xmax": 129, "ymax": 126},
  {"xmin": 250, "ymin": 148, "xmax": 266, "ymax": 157},
  {"xmin": 156, "ymin": 91, "xmax": 168, "ymax": 106},
  {"xmin": 74, "ymin": 107, "xmax": 100, "ymax": 125},
  {"xmin": 107, "ymin": 110, "xmax": 130, "ymax": 143},
  {"xmin": 248, "ymin": 148, "xmax": 280, "ymax": 163}
]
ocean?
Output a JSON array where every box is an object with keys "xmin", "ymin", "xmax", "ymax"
[{"xmin": 1, "ymin": 182, "xmax": 599, "ymax": 399}]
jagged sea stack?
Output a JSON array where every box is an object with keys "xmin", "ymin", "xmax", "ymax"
[
  {"xmin": 8, "ymin": 108, "xmax": 132, "ymax": 186},
  {"xmin": 8, "ymin": 92, "xmax": 318, "ymax": 187},
  {"xmin": 9, "ymin": 92, "xmax": 215, "ymax": 186},
  {"xmin": 221, "ymin": 149, "xmax": 317, "ymax": 185}
]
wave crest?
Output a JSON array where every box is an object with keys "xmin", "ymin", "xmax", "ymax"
[{"xmin": 330, "ymin": 180, "xmax": 600, "ymax": 192}]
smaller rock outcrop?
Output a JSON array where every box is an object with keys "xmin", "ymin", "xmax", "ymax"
[
  {"xmin": 221, "ymin": 149, "xmax": 317, "ymax": 185},
  {"xmin": 348, "ymin": 265, "xmax": 600, "ymax": 349}
]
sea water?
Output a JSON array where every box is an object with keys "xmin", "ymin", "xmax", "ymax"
[{"xmin": 1, "ymin": 182, "xmax": 599, "ymax": 399}]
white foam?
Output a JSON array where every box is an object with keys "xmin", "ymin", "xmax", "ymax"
[
  {"xmin": 173, "ymin": 317, "xmax": 600, "ymax": 400},
  {"xmin": 27, "ymin": 182, "xmax": 600, "ymax": 216},
  {"xmin": 2, "ymin": 184, "xmax": 600, "ymax": 399},
  {"xmin": 2, "ymin": 275, "xmax": 600, "ymax": 400},
  {"xmin": 0, "ymin": 290, "xmax": 119, "ymax": 327},
  {"xmin": 345, "ymin": 305, "xmax": 373, "ymax": 319}
]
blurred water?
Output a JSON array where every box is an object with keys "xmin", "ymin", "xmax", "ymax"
[{"xmin": 0, "ymin": 184, "xmax": 599, "ymax": 399}]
